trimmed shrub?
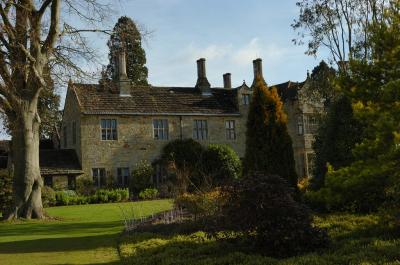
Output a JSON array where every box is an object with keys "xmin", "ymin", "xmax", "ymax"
[
  {"xmin": 55, "ymin": 191, "xmax": 70, "ymax": 206},
  {"xmin": 42, "ymin": 186, "xmax": 56, "ymax": 207},
  {"xmin": 131, "ymin": 160, "xmax": 153, "ymax": 195},
  {"xmin": 139, "ymin": 188, "xmax": 158, "ymax": 200},
  {"xmin": 216, "ymin": 173, "xmax": 329, "ymax": 257},
  {"xmin": 54, "ymin": 188, "xmax": 129, "ymax": 206},
  {"xmin": 201, "ymin": 144, "xmax": 242, "ymax": 187},
  {"xmin": 93, "ymin": 188, "xmax": 129, "ymax": 204}
]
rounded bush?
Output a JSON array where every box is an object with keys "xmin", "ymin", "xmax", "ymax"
[{"xmin": 201, "ymin": 144, "xmax": 242, "ymax": 186}]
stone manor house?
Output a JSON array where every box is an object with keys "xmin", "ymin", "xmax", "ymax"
[{"xmin": 60, "ymin": 54, "xmax": 319, "ymax": 188}]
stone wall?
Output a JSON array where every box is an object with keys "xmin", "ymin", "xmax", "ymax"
[
  {"xmin": 78, "ymin": 113, "xmax": 245, "ymax": 179},
  {"xmin": 61, "ymin": 86, "xmax": 82, "ymax": 162}
]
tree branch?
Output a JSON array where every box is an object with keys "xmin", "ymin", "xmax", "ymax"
[
  {"xmin": 0, "ymin": 2, "xmax": 15, "ymax": 40},
  {"xmin": 42, "ymin": 0, "xmax": 60, "ymax": 55},
  {"xmin": 37, "ymin": 0, "xmax": 52, "ymax": 19}
]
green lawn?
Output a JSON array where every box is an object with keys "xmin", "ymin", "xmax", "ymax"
[
  {"xmin": 0, "ymin": 200, "xmax": 173, "ymax": 265},
  {"xmin": 1, "ymin": 203, "xmax": 399, "ymax": 265}
]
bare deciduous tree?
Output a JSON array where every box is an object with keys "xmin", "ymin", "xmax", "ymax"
[
  {"xmin": 292, "ymin": 0, "xmax": 389, "ymax": 67},
  {"xmin": 0, "ymin": 0, "xmax": 112, "ymax": 219}
]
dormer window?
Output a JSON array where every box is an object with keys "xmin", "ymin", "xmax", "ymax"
[{"xmin": 243, "ymin": 94, "xmax": 251, "ymax": 105}]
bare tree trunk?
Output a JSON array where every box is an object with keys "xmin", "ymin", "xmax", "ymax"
[{"xmin": 7, "ymin": 102, "xmax": 44, "ymax": 220}]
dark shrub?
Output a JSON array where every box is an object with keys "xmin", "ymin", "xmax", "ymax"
[
  {"xmin": 216, "ymin": 173, "xmax": 329, "ymax": 257},
  {"xmin": 130, "ymin": 160, "xmax": 153, "ymax": 195},
  {"xmin": 201, "ymin": 144, "xmax": 242, "ymax": 187},
  {"xmin": 0, "ymin": 170, "xmax": 13, "ymax": 216},
  {"xmin": 161, "ymin": 139, "xmax": 205, "ymax": 193},
  {"xmin": 42, "ymin": 186, "xmax": 56, "ymax": 207},
  {"xmin": 76, "ymin": 176, "xmax": 95, "ymax": 196}
]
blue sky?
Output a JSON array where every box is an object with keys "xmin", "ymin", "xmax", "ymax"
[{"xmin": 88, "ymin": 0, "xmax": 328, "ymax": 88}]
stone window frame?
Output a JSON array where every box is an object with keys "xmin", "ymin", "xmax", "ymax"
[
  {"xmin": 100, "ymin": 118, "xmax": 118, "ymax": 141},
  {"xmin": 193, "ymin": 119, "xmax": 208, "ymax": 140},
  {"xmin": 303, "ymin": 114, "xmax": 319, "ymax": 134},
  {"xmin": 153, "ymin": 119, "xmax": 169, "ymax": 140},
  {"xmin": 117, "ymin": 167, "xmax": 130, "ymax": 187},
  {"xmin": 297, "ymin": 115, "xmax": 304, "ymax": 135},
  {"xmin": 242, "ymin": 94, "xmax": 251, "ymax": 105},
  {"xmin": 92, "ymin": 168, "xmax": 106, "ymax": 188},
  {"xmin": 225, "ymin": 120, "xmax": 236, "ymax": 140}
]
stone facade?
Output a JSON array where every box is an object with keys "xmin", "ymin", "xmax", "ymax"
[{"xmin": 61, "ymin": 58, "xmax": 319, "ymax": 186}]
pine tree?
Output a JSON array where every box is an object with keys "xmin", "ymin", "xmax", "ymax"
[
  {"xmin": 107, "ymin": 16, "xmax": 148, "ymax": 85},
  {"xmin": 243, "ymin": 75, "xmax": 298, "ymax": 188}
]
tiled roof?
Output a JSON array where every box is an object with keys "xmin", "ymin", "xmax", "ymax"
[
  {"xmin": 39, "ymin": 149, "xmax": 83, "ymax": 176},
  {"xmin": 71, "ymin": 84, "xmax": 239, "ymax": 115},
  {"xmin": 272, "ymin": 81, "xmax": 304, "ymax": 102}
]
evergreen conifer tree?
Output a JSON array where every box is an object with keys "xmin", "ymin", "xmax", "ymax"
[
  {"xmin": 310, "ymin": 95, "xmax": 363, "ymax": 190},
  {"xmin": 107, "ymin": 16, "xmax": 148, "ymax": 85},
  {"xmin": 243, "ymin": 75, "xmax": 298, "ymax": 188}
]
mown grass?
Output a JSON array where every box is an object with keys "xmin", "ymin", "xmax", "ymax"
[
  {"xmin": 118, "ymin": 213, "xmax": 400, "ymax": 265},
  {"xmin": 0, "ymin": 200, "xmax": 173, "ymax": 265}
]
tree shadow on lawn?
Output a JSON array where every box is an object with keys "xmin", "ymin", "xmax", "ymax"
[
  {"xmin": 0, "ymin": 232, "xmax": 121, "ymax": 254},
  {"xmin": 0, "ymin": 220, "xmax": 123, "ymax": 238}
]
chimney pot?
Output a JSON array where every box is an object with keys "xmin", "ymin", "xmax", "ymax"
[{"xmin": 223, "ymin": 73, "xmax": 231, "ymax": 89}]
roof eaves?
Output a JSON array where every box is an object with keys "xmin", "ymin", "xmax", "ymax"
[{"xmin": 82, "ymin": 111, "xmax": 241, "ymax": 116}]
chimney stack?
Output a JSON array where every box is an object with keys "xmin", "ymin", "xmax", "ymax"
[
  {"xmin": 253, "ymin": 58, "xmax": 263, "ymax": 78},
  {"xmin": 195, "ymin": 58, "xmax": 211, "ymax": 95},
  {"xmin": 223, "ymin": 73, "xmax": 231, "ymax": 89},
  {"xmin": 252, "ymin": 58, "xmax": 265, "ymax": 86},
  {"xmin": 118, "ymin": 50, "xmax": 131, "ymax": 97}
]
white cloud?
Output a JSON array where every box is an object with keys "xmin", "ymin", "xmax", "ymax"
[
  {"xmin": 176, "ymin": 43, "xmax": 233, "ymax": 63},
  {"xmin": 232, "ymin": 38, "xmax": 288, "ymax": 66}
]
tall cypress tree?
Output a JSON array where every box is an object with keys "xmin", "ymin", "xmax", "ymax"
[
  {"xmin": 243, "ymin": 75, "xmax": 298, "ymax": 188},
  {"xmin": 107, "ymin": 16, "xmax": 148, "ymax": 85}
]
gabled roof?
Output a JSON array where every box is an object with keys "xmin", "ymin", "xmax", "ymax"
[
  {"xmin": 71, "ymin": 84, "xmax": 239, "ymax": 116},
  {"xmin": 39, "ymin": 149, "xmax": 83, "ymax": 176}
]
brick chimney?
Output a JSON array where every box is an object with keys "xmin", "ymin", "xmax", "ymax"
[
  {"xmin": 118, "ymin": 50, "xmax": 131, "ymax": 97},
  {"xmin": 252, "ymin": 58, "xmax": 265, "ymax": 86},
  {"xmin": 195, "ymin": 58, "xmax": 211, "ymax": 96},
  {"xmin": 223, "ymin": 73, "xmax": 231, "ymax": 89}
]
